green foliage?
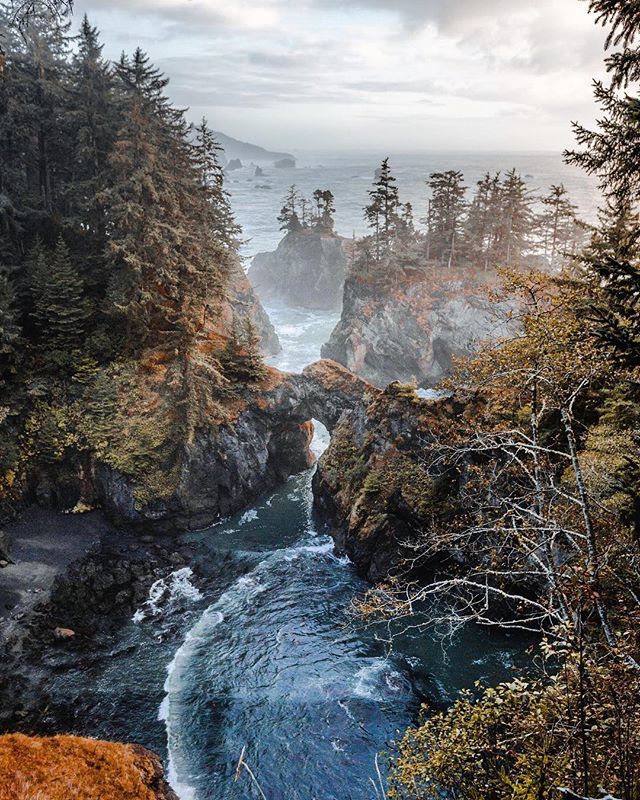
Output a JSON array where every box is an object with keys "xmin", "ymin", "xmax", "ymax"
[
  {"xmin": 388, "ymin": 650, "xmax": 640, "ymax": 800},
  {"xmin": 30, "ymin": 237, "xmax": 89, "ymax": 359},
  {"xmin": 0, "ymin": 269, "xmax": 22, "ymax": 389},
  {"xmin": 0, "ymin": 12, "xmax": 262, "ymax": 514}
]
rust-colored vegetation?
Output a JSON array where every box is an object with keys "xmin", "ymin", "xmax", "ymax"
[{"xmin": 0, "ymin": 734, "xmax": 175, "ymax": 800}]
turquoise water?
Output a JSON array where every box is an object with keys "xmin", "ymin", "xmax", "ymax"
[{"xmin": 37, "ymin": 309, "xmax": 530, "ymax": 799}]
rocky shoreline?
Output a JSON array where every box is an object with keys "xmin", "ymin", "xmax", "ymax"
[{"xmin": 0, "ymin": 508, "xmax": 201, "ymax": 734}]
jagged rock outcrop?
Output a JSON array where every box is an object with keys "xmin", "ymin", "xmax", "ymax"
[
  {"xmin": 313, "ymin": 382, "xmax": 472, "ymax": 581},
  {"xmin": 227, "ymin": 260, "xmax": 281, "ymax": 355},
  {"xmin": 27, "ymin": 360, "xmax": 369, "ymax": 533},
  {"xmin": 249, "ymin": 229, "xmax": 349, "ymax": 311},
  {"xmin": 0, "ymin": 734, "xmax": 177, "ymax": 800},
  {"xmin": 96, "ymin": 359, "xmax": 371, "ymax": 530},
  {"xmin": 322, "ymin": 269, "xmax": 511, "ymax": 388}
]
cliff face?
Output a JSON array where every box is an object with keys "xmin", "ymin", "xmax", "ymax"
[
  {"xmin": 321, "ymin": 269, "xmax": 510, "ymax": 388},
  {"xmin": 249, "ymin": 229, "xmax": 348, "ymax": 311},
  {"xmin": 313, "ymin": 383, "xmax": 471, "ymax": 582},
  {"xmin": 24, "ymin": 360, "xmax": 369, "ymax": 533},
  {"xmin": 227, "ymin": 260, "xmax": 281, "ymax": 355},
  {"xmin": 0, "ymin": 734, "xmax": 177, "ymax": 800}
]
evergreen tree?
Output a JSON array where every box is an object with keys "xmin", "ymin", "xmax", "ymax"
[
  {"xmin": 464, "ymin": 172, "xmax": 501, "ymax": 270},
  {"xmin": 493, "ymin": 169, "xmax": 533, "ymax": 267},
  {"xmin": 193, "ymin": 117, "xmax": 241, "ymax": 254},
  {"xmin": 104, "ymin": 49, "xmax": 196, "ymax": 349},
  {"xmin": 221, "ymin": 318, "xmax": 266, "ymax": 384},
  {"xmin": 65, "ymin": 15, "xmax": 117, "ymax": 253},
  {"xmin": 365, "ymin": 157, "xmax": 400, "ymax": 261},
  {"xmin": 425, "ymin": 170, "xmax": 466, "ymax": 268},
  {"xmin": 0, "ymin": 269, "xmax": 21, "ymax": 388},
  {"xmin": 566, "ymin": 0, "xmax": 640, "ymax": 368},
  {"xmin": 311, "ymin": 189, "xmax": 335, "ymax": 231},
  {"xmin": 31, "ymin": 236, "xmax": 88, "ymax": 353},
  {"xmin": 539, "ymin": 184, "xmax": 580, "ymax": 266},
  {"xmin": 277, "ymin": 185, "xmax": 302, "ymax": 233}
]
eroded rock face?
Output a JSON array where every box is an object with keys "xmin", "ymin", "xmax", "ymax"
[
  {"xmin": 249, "ymin": 230, "xmax": 348, "ymax": 311},
  {"xmin": 95, "ymin": 360, "xmax": 371, "ymax": 532},
  {"xmin": 227, "ymin": 260, "xmax": 281, "ymax": 355},
  {"xmin": 0, "ymin": 734, "xmax": 178, "ymax": 800},
  {"xmin": 322, "ymin": 269, "xmax": 511, "ymax": 388},
  {"xmin": 312, "ymin": 383, "xmax": 472, "ymax": 582}
]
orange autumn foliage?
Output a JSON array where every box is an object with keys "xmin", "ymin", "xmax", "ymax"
[{"xmin": 0, "ymin": 734, "xmax": 175, "ymax": 800}]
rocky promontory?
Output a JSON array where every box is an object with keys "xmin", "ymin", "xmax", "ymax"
[
  {"xmin": 313, "ymin": 382, "xmax": 475, "ymax": 581},
  {"xmin": 321, "ymin": 268, "xmax": 510, "ymax": 388},
  {"xmin": 249, "ymin": 229, "xmax": 349, "ymax": 311}
]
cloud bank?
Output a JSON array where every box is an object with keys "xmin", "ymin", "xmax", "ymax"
[{"xmin": 72, "ymin": 0, "xmax": 608, "ymax": 152}]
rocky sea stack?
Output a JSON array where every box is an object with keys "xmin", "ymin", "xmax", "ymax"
[
  {"xmin": 249, "ymin": 229, "xmax": 349, "ymax": 311},
  {"xmin": 322, "ymin": 267, "xmax": 510, "ymax": 389}
]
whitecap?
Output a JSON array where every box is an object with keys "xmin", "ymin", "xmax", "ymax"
[{"xmin": 132, "ymin": 568, "xmax": 201, "ymax": 624}]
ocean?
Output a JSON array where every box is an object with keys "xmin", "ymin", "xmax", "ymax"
[{"xmin": 225, "ymin": 151, "xmax": 600, "ymax": 260}]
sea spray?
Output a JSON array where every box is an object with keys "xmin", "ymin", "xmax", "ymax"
[{"xmin": 132, "ymin": 567, "xmax": 202, "ymax": 624}]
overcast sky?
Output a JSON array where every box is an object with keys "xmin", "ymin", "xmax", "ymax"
[{"xmin": 72, "ymin": 0, "xmax": 608, "ymax": 154}]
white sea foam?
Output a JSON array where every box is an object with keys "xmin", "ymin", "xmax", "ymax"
[
  {"xmin": 132, "ymin": 568, "xmax": 202, "ymax": 624},
  {"xmin": 239, "ymin": 509, "xmax": 259, "ymax": 525}
]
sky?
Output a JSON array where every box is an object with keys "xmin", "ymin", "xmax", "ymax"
[{"xmin": 71, "ymin": 0, "xmax": 609, "ymax": 154}]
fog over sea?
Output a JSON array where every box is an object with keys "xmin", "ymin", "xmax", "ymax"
[{"xmin": 225, "ymin": 151, "xmax": 601, "ymax": 260}]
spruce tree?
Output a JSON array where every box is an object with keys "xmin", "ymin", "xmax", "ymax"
[
  {"xmin": 31, "ymin": 236, "xmax": 88, "ymax": 354},
  {"xmin": 539, "ymin": 184, "xmax": 580, "ymax": 267},
  {"xmin": 104, "ymin": 49, "xmax": 193, "ymax": 349},
  {"xmin": 464, "ymin": 172, "xmax": 500, "ymax": 270},
  {"xmin": 193, "ymin": 118, "xmax": 240, "ymax": 254},
  {"xmin": 494, "ymin": 169, "xmax": 533, "ymax": 267},
  {"xmin": 566, "ymin": 0, "xmax": 640, "ymax": 367},
  {"xmin": 65, "ymin": 15, "xmax": 117, "ymax": 256},
  {"xmin": 425, "ymin": 170, "xmax": 466, "ymax": 268},
  {"xmin": 0, "ymin": 269, "xmax": 21, "ymax": 388},
  {"xmin": 277, "ymin": 185, "xmax": 302, "ymax": 232},
  {"xmin": 365, "ymin": 158, "xmax": 400, "ymax": 261}
]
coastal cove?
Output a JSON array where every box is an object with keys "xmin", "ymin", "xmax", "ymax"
[{"xmin": 0, "ymin": 309, "xmax": 531, "ymax": 799}]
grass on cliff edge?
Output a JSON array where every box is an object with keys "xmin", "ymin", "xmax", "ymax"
[{"xmin": 0, "ymin": 733, "xmax": 172, "ymax": 800}]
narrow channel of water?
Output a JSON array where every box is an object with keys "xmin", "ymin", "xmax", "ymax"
[{"xmin": 37, "ymin": 307, "xmax": 529, "ymax": 799}]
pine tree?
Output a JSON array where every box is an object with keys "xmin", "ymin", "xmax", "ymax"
[
  {"xmin": 277, "ymin": 185, "xmax": 302, "ymax": 233},
  {"xmin": 31, "ymin": 236, "xmax": 88, "ymax": 353},
  {"xmin": 311, "ymin": 189, "xmax": 335, "ymax": 231},
  {"xmin": 425, "ymin": 170, "xmax": 466, "ymax": 268},
  {"xmin": 65, "ymin": 16, "xmax": 117, "ymax": 253},
  {"xmin": 539, "ymin": 184, "xmax": 580, "ymax": 267},
  {"xmin": 104, "ymin": 49, "xmax": 194, "ymax": 349},
  {"xmin": 566, "ymin": 0, "xmax": 640, "ymax": 367},
  {"xmin": 221, "ymin": 318, "xmax": 266, "ymax": 384},
  {"xmin": 0, "ymin": 269, "xmax": 22, "ymax": 388},
  {"xmin": 493, "ymin": 169, "xmax": 533, "ymax": 267},
  {"xmin": 365, "ymin": 158, "xmax": 400, "ymax": 261},
  {"xmin": 193, "ymin": 118, "xmax": 241, "ymax": 254},
  {"xmin": 464, "ymin": 172, "xmax": 500, "ymax": 270}
]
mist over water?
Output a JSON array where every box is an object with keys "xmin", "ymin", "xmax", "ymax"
[{"xmin": 227, "ymin": 151, "xmax": 600, "ymax": 259}]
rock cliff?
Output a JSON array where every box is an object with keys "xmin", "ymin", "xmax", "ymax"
[
  {"xmin": 321, "ymin": 268, "xmax": 510, "ymax": 388},
  {"xmin": 0, "ymin": 734, "xmax": 177, "ymax": 800},
  {"xmin": 227, "ymin": 260, "xmax": 281, "ymax": 355},
  {"xmin": 25, "ymin": 360, "xmax": 369, "ymax": 533},
  {"xmin": 313, "ymin": 382, "xmax": 473, "ymax": 581},
  {"xmin": 249, "ymin": 229, "xmax": 349, "ymax": 311}
]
